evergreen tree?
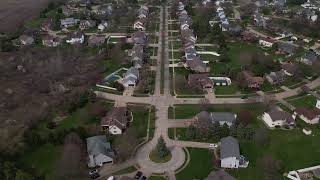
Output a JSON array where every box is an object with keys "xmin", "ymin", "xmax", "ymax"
[{"xmin": 156, "ymin": 136, "xmax": 170, "ymax": 158}]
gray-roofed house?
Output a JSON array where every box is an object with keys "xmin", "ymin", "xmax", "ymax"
[
  {"xmin": 60, "ymin": 18, "xmax": 79, "ymax": 28},
  {"xmin": 220, "ymin": 136, "xmax": 249, "ymax": 168},
  {"xmin": 42, "ymin": 35, "xmax": 62, "ymax": 47},
  {"xmin": 265, "ymin": 71, "xmax": 286, "ymax": 85},
  {"xmin": 301, "ymin": 50, "xmax": 318, "ymax": 65},
  {"xmin": 101, "ymin": 107, "xmax": 128, "ymax": 134},
  {"xmin": 188, "ymin": 74, "xmax": 214, "ymax": 91},
  {"xmin": 195, "ymin": 111, "xmax": 237, "ymax": 127},
  {"xmin": 253, "ymin": 14, "xmax": 268, "ymax": 28},
  {"xmin": 185, "ymin": 46, "xmax": 197, "ymax": 61},
  {"xmin": 132, "ymin": 31, "xmax": 147, "ymax": 46},
  {"xmin": 19, "ymin": 35, "xmax": 34, "ymax": 46},
  {"xmin": 87, "ymin": 135, "xmax": 114, "ymax": 168},
  {"xmin": 122, "ymin": 67, "xmax": 139, "ymax": 87},
  {"xmin": 262, "ymin": 108, "xmax": 295, "ymax": 128},
  {"xmin": 277, "ymin": 42, "xmax": 297, "ymax": 55},
  {"xmin": 205, "ymin": 169, "xmax": 236, "ymax": 180}
]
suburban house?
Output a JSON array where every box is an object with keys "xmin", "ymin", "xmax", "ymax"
[
  {"xmin": 188, "ymin": 74, "xmax": 214, "ymax": 91},
  {"xmin": 122, "ymin": 67, "xmax": 139, "ymax": 87},
  {"xmin": 316, "ymin": 100, "xmax": 320, "ymax": 109},
  {"xmin": 281, "ymin": 63, "xmax": 298, "ymax": 76},
  {"xmin": 88, "ymin": 35, "xmax": 105, "ymax": 47},
  {"xmin": 180, "ymin": 22, "xmax": 190, "ymax": 30},
  {"xmin": 259, "ymin": 38, "xmax": 275, "ymax": 48},
  {"xmin": 253, "ymin": 14, "xmax": 268, "ymax": 28},
  {"xmin": 178, "ymin": 2, "xmax": 185, "ymax": 11},
  {"xmin": 87, "ymin": 135, "xmax": 114, "ymax": 168},
  {"xmin": 265, "ymin": 71, "xmax": 286, "ymax": 85},
  {"xmin": 256, "ymin": 0, "xmax": 267, "ymax": 7},
  {"xmin": 42, "ymin": 35, "xmax": 62, "ymax": 47},
  {"xmin": 210, "ymin": 77, "xmax": 232, "ymax": 86},
  {"xmin": 138, "ymin": 5, "xmax": 149, "ymax": 19},
  {"xmin": 94, "ymin": 5, "xmax": 113, "ymax": 16},
  {"xmin": 220, "ymin": 136, "xmax": 249, "ymax": 169},
  {"xmin": 60, "ymin": 18, "xmax": 79, "ymax": 28},
  {"xmin": 184, "ymin": 46, "xmax": 197, "ymax": 61},
  {"xmin": 79, "ymin": 20, "xmax": 96, "ymax": 30},
  {"xmin": 277, "ymin": 42, "xmax": 297, "ymax": 55},
  {"xmin": 205, "ymin": 169, "xmax": 236, "ymax": 180},
  {"xmin": 301, "ymin": 9, "xmax": 318, "ymax": 23},
  {"xmin": 132, "ymin": 31, "xmax": 147, "ymax": 46},
  {"xmin": 262, "ymin": 108, "xmax": 295, "ymax": 128},
  {"xmin": 186, "ymin": 57, "xmax": 207, "ymax": 73},
  {"xmin": 133, "ymin": 18, "xmax": 147, "ymax": 31},
  {"xmin": 195, "ymin": 111, "xmax": 237, "ymax": 127},
  {"xmin": 241, "ymin": 71, "xmax": 264, "ymax": 89},
  {"xmin": 19, "ymin": 35, "xmax": 34, "ymax": 45},
  {"xmin": 101, "ymin": 107, "xmax": 128, "ymax": 134},
  {"xmin": 181, "ymin": 29, "xmax": 197, "ymax": 44},
  {"xmin": 66, "ymin": 31, "xmax": 85, "ymax": 44},
  {"xmin": 98, "ymin": 21, "xmax": 108, "ymax": 31},
  {"xmin": 295, "ymin": 107, "xmax": 320, "ymax": 124},
  {"xmin": 300, "ymin": 50, "xmax": 318, "ymax": 65}
]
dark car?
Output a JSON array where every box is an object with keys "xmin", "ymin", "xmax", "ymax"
[
  {"xmin": 140, "ymin": 176, "xmax": 147, "ymax": 180},
  {"xmin": 134, "ymin": 171, "xmax": 143, "ymax": 179}
]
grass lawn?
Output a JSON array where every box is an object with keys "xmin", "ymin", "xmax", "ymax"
[
  {"xmin": 149, "ymin": 150, "xmax": 172, "ymax": 163},
  {"xmin": 149, "ymin": 106, "xmax": 156, "ymax": 139},
  {"xmin": 168, "ymin": 128, "xmax": 219, "ymax": 143},
  {"xmin": 287, "ymin": 94, "xmax": 318, "ymax": 108},
  {"xmin": 25, "ymin": 18, "xmax": 45, "ymax": 28},
  {"xmin": 230, "ymin": 129, "xmax": 320, "ymax": 180},
  {"xmin": 20, "ymin": 144, "xmax": 62, "ymax": 180},
  {"xmin": 148, "ymin": 176, "xmax": 166, "ymax": 180},
  {"xmin": 214, "ymin": 84, "xmax": 240, "ymax": 95},
  {"xmin": 102, "ymin": 58, "xmax": 123, "ymax": 76},
  {"xmin": 129, "ymin": 105, "xmax": 151, "ymax": 138},
  {"xmin": 176, "ymin": 148, "xmax": 214, "ymax": 180}
]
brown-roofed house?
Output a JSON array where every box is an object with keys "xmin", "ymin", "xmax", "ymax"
[
  {"xmin": 88, "ymin": 35, "xmax": 105, "ymax": 47},
  {"xmin": 186, "ymin": 57, "xmax": 208, "ymax": 73},
  {"xmin": 101, "ymin": 107, "xmax": 128, "ymax": 135},
  {"xmin": 281, "ymin": 63, "xmax": 298, "ymax": 76},
  {"xmin": 295, "ymin": 107, "xmax": 320, "ymax": 124},
  {"xmin": 241, "ymin": 71, "xmax": 264, "ymax": 89},
  {"xmin": 188, "ymin": 74, "xmax": 214, "ymax": 91}
]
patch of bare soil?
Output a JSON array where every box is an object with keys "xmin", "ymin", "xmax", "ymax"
[
  {"xmin": 0, "ymin": 46, "xmax": 104, "ymax": 152},
  {"xmin": 0, "ymin": 0, "xmax": 63, "ymax": 33}
]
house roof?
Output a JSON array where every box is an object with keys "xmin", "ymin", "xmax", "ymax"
[
  {"xmin": 211, "ymin": 112, "xmax": 236, "ymax": 124},
  {"xmin": 295, "ymin": 107, "xmax": 320, "ymax": 120},
  {"xmin": 267, "ymin": 71, "xmax": 286, "ymax": 83},
  {"xmin": 195, "ymin": 111, "xmax": 211, "ymax": 121},
  {"xmin": 205, "ymin": 169, "xmax": 236, "ymax": 180},
  {"xmin": 19, "ymin": 35, "xmax": 34, "ymax": 44},
  {"xmin": 101, "ymin": 107, "xmax": 128, "ymax": 128},
  {"xmin": 187, "ymin": 57, "xmax": 207, "ymax": 73},
  {"xmin": 88, "ymin": 35, "xmax": 105, "ymax": 46},
  {"xmin": 304, "ymin": 50, "xmax": 318, "ymax": 62},
  {"xmin": 220, "ymin": 136, "xmax": 240, "ymax": 159},
  {"xmin": 123, "ymin": 76, "xmax": 137, "ymax": 85},
  {"xmin": 133, "ymin": 31, "xmax": 147, "ymax": 45},
  {"xmin": 242, "ymin": 71, "xmax": 264, "ymax": 85},
  {"xmin": 188, "ymin": 74, "xmax": 213, "ymax": 90},
  {"xmin": 124, "ymin": 67, "xmax": 139, "ymax": 78},
  {"xmin": 277, "ymin": 42, "xmax": 296, "ymax": 54},
  {"xmin": 86, "ymin": 135, "xmax": 114, "ymax": 157},
  {"xmin": 281, "ymin": 63, "xmax": 298, "ymax": 74},
  {"xmin": 68, "ymin": 31, "xmax": 84, "ymax": 39},
  {"xmin": 267, "ymin": 109, "xmax": 295, "ymax": 123}
]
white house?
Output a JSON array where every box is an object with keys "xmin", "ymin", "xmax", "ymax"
[
  {"xmin": 98, "ymin": 21, "xmax": 108, "ymax": 31},
  {"xmin": 87, "ymin": 136, "xmax": 114, "ymax": 168},
  {"xmin": 316, "ymin": 100, "xmax": 320, "ymax": 109},
  {"xmin": 295, "ymin": 107, "xmax": 320, "ymax": 124},
  {"xmin": 259, "ymin": 38, "xmax": 274, "ymax": 47},
  {"xmin": 220, "ymin": 136, "xmax": 249, "ymax": 169},
  {"xmin": 66, "ymin": 31, "xmax": 84, "ymax": 44},
  {"xmin": 133, "ymin": 19, "xmax": 146, "ymax": 31},
  {"xmin": 262, "ymin": 109, "xmax": 295, "ymax": 128},
  {"xmin": 180, "ymin": 23, "xmax": 189, "ymax": 30},
  {"xmin": 101, "ymin": 107, "xmax": 128, "ymax": 135}
]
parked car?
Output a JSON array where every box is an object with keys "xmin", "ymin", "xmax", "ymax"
[
  {"xmin": 107, "ymin": 176, "xmax": 115, "ymax": 180},
  {"xmin": 209, "ymin": 144, "xmax": 217, "ymax": 149},
  {"xmin": 140, "ymin": 176, "xmax": 147, "ymax": 180},
  {"xmin": 89, "ymin": 169, "xmax": 100, "ymax": 179},
  {"xmin": 135, "ymin": 171, "xmax": 143, "ymax": 179}
]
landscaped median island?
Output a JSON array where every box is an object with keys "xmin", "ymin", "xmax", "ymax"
[{"xmin": 149, "ymin": 136, "xmax": 172, "ymax": 163}]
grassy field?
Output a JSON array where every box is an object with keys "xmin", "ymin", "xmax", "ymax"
[
  {"xmin": 287, "ymin": 94, "xmax": 318, "ymax": 108},
  {"xmin": 214, "ymin": 84, "xmax": 240, "ymax": 95},
  {"xmin": 230, "ymin": 128, "xmax": 320, "ymax": 180},
  {"xmin": 148, "ymin": 176, "xmax": 166, "ymax": 180},
  {"xmin": 168, "ymin": 128, "xmax": 218, "ymax": 143},
  {"xmin": 129, "ymin": 105, "xmax": 152, "ymax": 139},
  {"xmin": 176, "ymin": 148, "xmax": 214, "ymax": 180},
  {"xmin": 20, "ymin": 144, "xmax": 62, "ymax": 180}
]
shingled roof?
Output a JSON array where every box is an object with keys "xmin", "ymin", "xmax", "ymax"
[{"xmin": 220, "ymin": 136, "xmax": 240, "ymax": 159}]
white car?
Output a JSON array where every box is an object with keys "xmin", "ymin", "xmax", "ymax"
[
  {"xmin": 209, "ymin": 144, "xmax": 218, "ymax": 149},
  {"xmin": 107, "ymin": 176, "xmax": 114, "ymax": 180}
]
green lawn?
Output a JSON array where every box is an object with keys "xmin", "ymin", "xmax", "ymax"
[
  {"xmin": 129, "ymin": 105, "xmax": 151, "ymax": 138},
  {"xmin": 287, "ymin": 94, "xmax": 318, "ymax": 108},
  {"xmin": 230, "ymin": 129, "xmax": 320, "ymax": 180},
  {"xmin": 112, "ymin": 166, "xmax": 137, "ymax": 175},
  {"xmin": 168, "ymin": 128, "xmax": 218, "ymax": 143},
  {"xmin": 214, "ymin": 84, "xmax": 240, "ymax": 95},
  {"xmin": 25, "ymin": 18, "xmax": 45, "ymax": 29},
  {"xmin": 20, "ymin": 144, "xmax": 62, "ymax": 180},
  {"xmin": 148, "ymin": 176, "xmax": 166, "ymax": 180},
  {"xmin": 176, "ymin": 148, "xmax": 214, "ymax": 180}
]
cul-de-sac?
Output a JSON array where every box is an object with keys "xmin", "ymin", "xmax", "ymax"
[{"xmin": 0, "ymin": 0, "xmax": 320, "ymax": 179}]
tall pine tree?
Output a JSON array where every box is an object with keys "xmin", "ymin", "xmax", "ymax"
[{"xmin": 156, "ymin": 136, "xmax": 170, "ymax": 158}]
